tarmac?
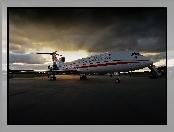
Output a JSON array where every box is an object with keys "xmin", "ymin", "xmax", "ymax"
[{"xmin": 8, "ymin": 75, "xmax": 167, "ymax": 125}]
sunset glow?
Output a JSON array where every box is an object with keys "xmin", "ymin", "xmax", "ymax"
[
  {"xmin": 37, "ymin": 49, "xmax": 89, "ymax": 65},
  {"xmin": 56, "ymin": 50, "xmax": 89, "ymax": 62}
]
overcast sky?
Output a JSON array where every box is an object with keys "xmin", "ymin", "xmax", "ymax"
[{"xmin": 8, "ymin": 7, "xmax": 167, "ymax": 70}]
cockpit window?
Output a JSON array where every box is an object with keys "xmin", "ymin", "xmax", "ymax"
[{"xmin": 131, "ymin": 52, "xmax": 141, "ymax": 56}]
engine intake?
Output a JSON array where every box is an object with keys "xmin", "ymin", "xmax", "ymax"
[{"xmin": 61, "ymin": 57, "xmax": 65, "ymax": 62}]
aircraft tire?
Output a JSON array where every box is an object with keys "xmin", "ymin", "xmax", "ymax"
[
  {"xmin": 80, "ymin": 75, "xmax": 87, "ymax": 80},
  {"xmin": 53, "ymin": 77, "xmax": 56, "ymax": 80},
  {"xmin": 115, "ymin": 78, "xmax": 120, "ymax": 83}
]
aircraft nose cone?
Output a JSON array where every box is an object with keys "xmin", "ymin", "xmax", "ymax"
[{"xmin": 149, "ymin": 60, "xmax": 153, "ymax": 65}]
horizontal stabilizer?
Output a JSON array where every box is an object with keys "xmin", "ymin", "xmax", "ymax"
[{"xmin": 37, "ymin": 53, "xmax": 52, "ymax": 54}]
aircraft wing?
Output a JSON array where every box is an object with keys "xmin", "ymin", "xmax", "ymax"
[
  {"xmin": 34, "ymin": 69, "xmax": 81, "ymax": 73},
  {"xmin": 49, "ymin": 69, "xmax": 81, "ymax": 73},
  {"xmin": 9, "ymin": 69, "xmax": 81, "ymax": 74},
  {"xmin": 9, "ymin": 70, "xmax": 36, "ymax": 74}
]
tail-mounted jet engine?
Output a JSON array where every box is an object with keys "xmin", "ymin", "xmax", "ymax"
[{"xmin": 61, "ymin": 57, "xmax": 65, "ymax": 62}]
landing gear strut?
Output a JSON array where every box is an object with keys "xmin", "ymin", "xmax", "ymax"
[
  {"xmin": 48, "ymin": 72, "xmax": 56, "ymax": 80},
  {"xmin": 115, "ymin": 77, "xmax": 120, "ymax": 83}
]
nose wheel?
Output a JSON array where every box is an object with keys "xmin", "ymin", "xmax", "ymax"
[{"xmin": 115, "ymin": 77, "xmax": 120, "ymax": 83}]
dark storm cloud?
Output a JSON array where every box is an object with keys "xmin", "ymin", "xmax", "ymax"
[
  {"xmin": 9, "ymin": 8, "xmax": 166, "ymax": 57},
  {"xmin": 9, "ymin": 52, "xmax": 47, "ymax": 64}
]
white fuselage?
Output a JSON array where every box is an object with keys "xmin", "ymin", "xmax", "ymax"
[{"xmin": 57, "ymin": 51, "xmax": 153, "ymax": 73}]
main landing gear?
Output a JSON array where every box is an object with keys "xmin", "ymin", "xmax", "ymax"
[
  {"xmin": 80, "ymin": 74, "xmax": 87, "ymax": 80},
  {"xmin": 48, "ymin": 72, "xmax": 56, "ymax": 80}
]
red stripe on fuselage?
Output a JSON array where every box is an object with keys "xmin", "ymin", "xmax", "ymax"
[
  {"xmin": 105, "ymin": 63, "xmax": 116, "ymax": 65},
  {"xmin": 80, "ymin": 66, "xmax": 88, "ymax": 68},
  {"xmin": 73, "ymin": 61, "xmax": 142, "ymax": 68},
  {"xmin": 89, "ymin": 65, "xmax": 98, "ymax": 67},
  {"xmin": 97, "ymin": 64, "xmax": 108, "ymax": 66}
]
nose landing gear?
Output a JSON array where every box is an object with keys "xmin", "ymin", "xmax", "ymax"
[{"xmin": 115, "ymin": 77, "xmax": 120, "ymax": 83}]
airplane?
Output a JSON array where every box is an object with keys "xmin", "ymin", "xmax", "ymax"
[{"xmin": 36, "ymin": 51, "xmax": 162, "ymax": 83}]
